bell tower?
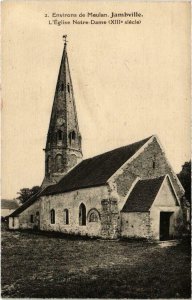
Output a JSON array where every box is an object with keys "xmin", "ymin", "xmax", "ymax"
[{"xmin": 42, "ymin": 36, "xmax": 83, "ymax": 188}]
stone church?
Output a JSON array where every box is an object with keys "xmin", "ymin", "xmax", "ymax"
[{"xmin": 9, "ymin": 39, "xmax": 185, "ymax": 240}]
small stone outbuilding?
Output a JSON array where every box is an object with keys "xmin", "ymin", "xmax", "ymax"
[{"xmin": 121, "ymin": 175, "xmax": 182, "ymax": 240}]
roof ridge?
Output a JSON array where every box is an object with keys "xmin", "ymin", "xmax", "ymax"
[
  {"xmin": 137, "ymin": 175, "xmax": 166, "ymax": 183},
  {"xmin": 82, "ymin": 135, "xmax": 153, "ymax": 162}
]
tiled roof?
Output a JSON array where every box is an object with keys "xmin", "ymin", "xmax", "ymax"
[
  {"xmin": 1, "ymin": 199, "xmax": 20, "ymax": 210},
  {"xmin": 121, "ymin": 176, "xmax": 165, "ymax": 212},
  {"xmin": 10, "ymin": 136, "xmax": 152, "ymax": 217},
  {"xmin": 42, "ymin": 136, "xmax": 152, "ymax": 196}
]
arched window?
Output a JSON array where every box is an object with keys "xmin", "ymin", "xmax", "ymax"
[
  {"xmin": 55, "ymin": 154, "xmax": 63, "ymax": 172},
  {"xmin": 67, "ymin": 83, "xmax": 70, "ymax": 93},
  {"xmin": 88, "ymin": 209, "xmax": 100, "ymax": 223},
  {"xmin": 64, "ymin": 209, "xmax": 69, "ymax": 225},
  {"xmin": 50, "ymin": 209, "xmax": 55, "ymax": 224},
  {"xmin": 57, "ymin": 130, "xmax": 62, "ymax": 141},
  {"xmin": 68, "ymin": 130, "xmax": 76, "ymax": 145},
  {"xmin": 46, "ymin": 156, "xmax": 51, "ymax": 175},
  {"xmin": 89, "ymin": 212, "xmax": 98, "ymax": 222},
  {"xmin": 79, "ymin": 203, "xmax": 86, "ymax": 226}
]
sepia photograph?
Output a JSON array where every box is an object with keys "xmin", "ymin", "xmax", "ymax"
[{"xmin": 1, "ymin": 1, "xmax": 191, "ymax": 298}]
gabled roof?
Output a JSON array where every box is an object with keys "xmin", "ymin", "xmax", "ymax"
[
  {"xmin": 9, "ymin": 191, "xmax": 43, "ymax": 217},
  {"xmin": 1, "ymin": 199, "xmax": 20, "ymax": 210},
  {"xmin": 121, "ymin": 176, "xmax": 165, "ymax": 212},
  {"xmin": 9, "ymin": 136, "xmax": 152, "ymax": 217},
  {"xmin": 41, "ymin": 136, "xmax": 152, "ymax": 196}
]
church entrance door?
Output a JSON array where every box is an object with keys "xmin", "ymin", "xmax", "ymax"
[{"xmin": 159, "ymin": 212, "xmax": 173, "ymax": 241}]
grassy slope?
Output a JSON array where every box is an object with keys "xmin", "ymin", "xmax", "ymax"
[{"xmin": 1, "ymin": 229, "xmax": 191, "ymax": 298}]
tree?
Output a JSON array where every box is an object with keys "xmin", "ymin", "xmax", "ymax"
[
  {"xmin": 17, "ymin": 186, "xmax": 41, "ymax": 204},
  {"xmin": 178, "ymin": 161, "xmax": 191, "ymax": 204},
  {"xmin": 30, "ymin": 186, "xmax": 41, "ymax": 196}
]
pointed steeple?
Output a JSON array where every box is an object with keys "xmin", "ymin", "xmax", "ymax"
[{"xmin": 42, "ymin": 36, "xmax": 83, "ymax": 188}]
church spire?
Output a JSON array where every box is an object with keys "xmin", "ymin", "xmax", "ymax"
[{"xmin": 42, "ymin": 36, "xmax": 83, "ymax": 188}]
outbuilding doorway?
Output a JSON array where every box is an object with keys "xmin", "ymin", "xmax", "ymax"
[{"xmin": 160, "ymin": 212, "xmax": 173, "ymax": 241}]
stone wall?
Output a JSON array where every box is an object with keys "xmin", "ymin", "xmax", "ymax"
[
  {"xmin": 18, "ymin": 199, "xmax": 41, "ymax": 229},
  {"xmin": 121, "ymin": 212, "xmax": 150, "ymax": 238},
  {"xmin": 108, "ymin": 136, "xmax": 184, "ymax": 211},
  {"xmin": 17, "ymin": 185, "xmax": 110, "ymax": 238},
  {"xmin": 150, "ymin": 176, "xmax": 183, "ymax": 239},
  {"xmin": 100, "ymin": 198, "xmax": 120, "ymax": 239}
]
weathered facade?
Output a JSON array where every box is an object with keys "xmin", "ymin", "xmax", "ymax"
[
  {"xmin": 121, "ymin": 175, "xmax": 182, "ymax": 240},
  {"xmin": 42, "ymin": 41, "xmax": 82, "ymax": 188},
  {"xmin": 9, "ymin": 40, "xmax": 185, "ymax": 241}
]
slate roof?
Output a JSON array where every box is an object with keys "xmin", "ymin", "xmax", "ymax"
[
  {"xmin": 9, "ymin": 136, "xmax": 152, "ymax": 217},
  {"xmin": 121, "ymin": 176, "xmax": 165, "ymax": 212},
  {"xmin": 1, "ymin": 199, "xmax": 20, "ymax": 210}
]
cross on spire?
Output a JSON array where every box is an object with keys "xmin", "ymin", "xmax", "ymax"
[{"xmin": 63, "ymin": 35, "xmax": 68, "ymax": 44}]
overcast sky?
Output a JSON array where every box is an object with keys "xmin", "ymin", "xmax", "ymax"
[{"xmin": 2, "ymin": 1, "xmax": 190, "ymax": 199}]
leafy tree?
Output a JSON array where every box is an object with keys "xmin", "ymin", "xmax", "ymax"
[
  {"xmin": 17, "ymin": 186, "xmax": 41, "ymax": 204},
  {"xmin": 178, "ymin": 161, "xmax": 191, "ymax": 204},
  {"xmin": 30, "ymin": 186, "xmax": 41, "ymax": 196}
]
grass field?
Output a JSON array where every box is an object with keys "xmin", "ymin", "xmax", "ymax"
[{"xmin": 1, "ymin": 227, "xmax": 191, "ymax": 298}]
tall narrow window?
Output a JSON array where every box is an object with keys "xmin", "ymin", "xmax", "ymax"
[
  {"xmin": 50, "ymin": 209, "xmax": 55, "ymax": 224},
  {"xmin": 30, "ymin": 215, "xmax": 34, "ymax": 223},
  {"xmin": 64, "ymin": 209, "xmax": 69, "ymax": 225},
  {"xmin": 72, "ymin": 131, "xmax": 76, "ymax": 140},
  {"xmin": 54, "ymin": 132, "xmax": 57, "ymax": 143},
  {"xmin": 68, "ymin": 131, "xmax": 76, "ymax": 145},
  {"xmin": 55, "ymin": 154, "xmax": 63, "ymax": 172},
  {"xmin": 57, "ymin": 130, "xmax": 62, "ymax": 141},
  {"xmin": 152, "ymin": 155, "xmax": 156, "ymax": 169},
  {"xmin": 67, "ymin": 83, "xmax": 70, "ymax": 93},
  {"xmin": 61, "ymin": 83, "xmax": 64, "ymax": 91},
  {"xmin": 79, "ymin": 203, "xmax": 86, "ymax": 226},
  {"xmin": 12, "ymin": 217, "xmax": 15, "ymax": 227},
  {"xmin": 46, "ymin": 156, "xmax": 51, "ymax": 176}
]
